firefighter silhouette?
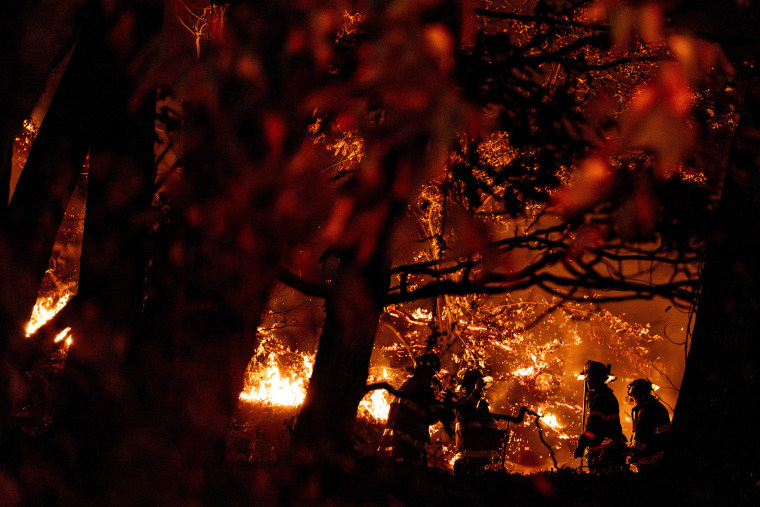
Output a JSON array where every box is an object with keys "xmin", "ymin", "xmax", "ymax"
[
  {"xmin": 378, "ymin": 353, "xmax": 443, "ymax": 465},
  {"xmin": 451, "ymin": 368, "xmax": 526, "ymax": 476},
  {"xmin": 574, "ymin": 360, "xmax": 628, "ymax": 473},
  {"xmin": 626, "ymin": 378, "xmax": 671, "ymax": 471}
]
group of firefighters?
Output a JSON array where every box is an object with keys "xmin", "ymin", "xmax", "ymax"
[{"xmin": 378, "ymin": 354, "xmax": 671, "ymax": 476}]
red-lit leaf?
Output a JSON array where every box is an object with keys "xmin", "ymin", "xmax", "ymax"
[
  {"xmin": 619, "ymin": 63, "xmax": 694, "ymax": 177},
  {"xmin": 423, "ymin": 24, "xmax": 455, "ymax": 74},
  {"xmin": 614, "ymin": 176, "xmax": 658, "ymax": 237},
  {"xmin": 551, "ymin": 155, "xmax": 614, "ymax": 217},
  {"xmin": 322, "ymin": 197, "xmax": 354, "ymax": 243},
  {"xmin": 566, "ymin": 223, "xmax": 610, "ymax": 260},
  {"xmin": 638, "ymin": 3, "xmax": 664, "ymax": 43},
  {"xmin": 668, "ymin": 34, "xmax": 734, "ymax": 85}
]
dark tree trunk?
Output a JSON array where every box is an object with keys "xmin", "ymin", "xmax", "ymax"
[
  {"xmin": 669, "ymin": 72, "xmax": 760, "ymax": 502},
  {"xmin": 0, "ymin": 10, "xmax": 105, "ymax": 473},
  {"xmin": 0, "ymin": 14, "xmax": 106, "ymax": 345},
  {"xmin": 294, "ymin": 258, "xmax": 389, "ymax": 457},
  {"xmin": 53, "ymin": 91, "xmax": 157, "ymax": 502},
  {"xmin": 293, "ymin": 152, "xmax": 414, "ymax": 459},
  {"xmin": 134, "ymin": 202, "xmax": 273, "ymax": 501},
  {"xmin": 2, "ymin": 3, "xmax": 164, "ymax": 503},
  {"xmin": 0, "ymin": 141, "xmax": 9, "ymax": 206},
  {"xmin": 0, "ymin": 2, "xmax": 83, "ymax": 190}
]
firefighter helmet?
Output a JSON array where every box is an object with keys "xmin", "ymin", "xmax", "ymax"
[
  {"xmin": 414, "ymin": 352, "xmax": 440, "ymax": 373},
  {"xmin": 627, "ymin": 378, "xmax": 653, "ymax": 399},
  {"xmin": 457, "ymin": 368, "xmax": 485, "ymax": 393},
  {"xmin": 579, "ymin": 360, "xmax": 611, "ymax": 379}
]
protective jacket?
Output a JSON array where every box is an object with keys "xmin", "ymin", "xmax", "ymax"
[
  {"xmin": 378, "ymin": 375, "xmax": 439, "ymax": 465},
  {"xmin": 579, "ymin": 384, "xmax": 628, "ymax": 472},
  {"xmin": 451, "ymin": 393, "xmax": 505, "ymax": 475},
  {"xmin": 630, "ymin": 394, "xmax": 670, "ymax": 468}
]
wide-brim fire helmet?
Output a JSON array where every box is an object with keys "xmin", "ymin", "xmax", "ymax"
[
  {"xmin": 457, "ymin": 368, "xmax": 485, "ymax": 394},
  {"xmin": 578, "ymin": 360, "xmax": 615, "ymax": 383},
  {"xmin": 627, "ymin": 378, "xmax": 653, "ymax": 401},
  {"xmin": 414, "ymin": 352, "xmax": 440, "ymax": 374}
]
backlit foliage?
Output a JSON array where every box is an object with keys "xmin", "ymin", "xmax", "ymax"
[
  {"xmin": 380, "ymin": 294, "xmax": 670, "ymax": 469},
  {"xmin": 309, "ymin": 112, "xmax": 366, "ymax": 182}
]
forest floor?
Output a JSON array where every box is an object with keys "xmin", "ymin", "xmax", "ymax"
[
  {"xmin": 225, "ymin": 417, "xmax": 757, "ymax": 506},
  {"xmin": 233, "ymin": 455, "xmax": 757, "ymax": 507}
]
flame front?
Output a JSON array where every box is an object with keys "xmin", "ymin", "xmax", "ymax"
[
  {"xmin": 239, "ymin": 341, "xmax": 393, "ymax": 423},
  {"xmin": 538, "ymin": 413, "xmax": 563, "ymax": 433},
  {"xmin": 239, "ymin": 351, "xmax": 314, "ymax": 407},
  {"xmin": 359, "ymin": 386, "xmax": 392, "ymax": 422},
  {"xmin": 53, "ymin": 327, "xmax": 73, "ymax": 347},
  {"xmin": 358, "ymin": 367, "xmax": 397, "ymax": 423},
  {"xmin": 26, "ymin": 294, "xmax": 71, "ymax": 337},
  {"xmin": 25, "ymin": 294, "xmax": 75, "ymax": 349}
]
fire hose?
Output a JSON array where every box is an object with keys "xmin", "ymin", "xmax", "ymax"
[
  {"xmin": 490, "ymin": 407, "xmax": 559, "ymax": 470},
  {"xmin": 364, "ymin": 382, "xmax": 560, "ymax": 470},
  {"xmin": 526, "ymin": 409, "xmax": 560, "ymax": 470}
]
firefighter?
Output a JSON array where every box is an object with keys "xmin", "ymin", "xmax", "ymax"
[
  {"xmin": 451, "ymin": 368, "xmax": 526, "ymax": 476},
  {"xmin": 378, "ymin": 352, "xmax": 442, "ymax": 466},
  {"xmin": 574, "ymin": 360, "xmax": 628, "ymax": 473},
  {"xmin": 627, "ymin": 378, "xmax": 671, "ymax": 472}
]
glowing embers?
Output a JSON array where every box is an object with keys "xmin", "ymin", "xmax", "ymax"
[
  {"xmin": 25, "ymin": 293, "xmax": 71, "ymax": 337},
  {"xmin": 411, "ymin": 307, "xmax": 433, "ymax": 322},
  {"xmin": 239, "ymin": 339, "xmax": 314, "ymax": 407},
  {"xmin": 512, "ymin": 365, "xmax": 536, "ymax": 377},
  {"xmin": 53, "ymin": 327, "xmax": 73, "ymax": 348}
]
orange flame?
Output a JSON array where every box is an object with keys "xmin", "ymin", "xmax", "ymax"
[
  {"xmin": 359, "ymin": 389, "xmax": 392, "ymax": 422},
  {"xmin": 54, "ymin": 327, "xmax": 73, "ymax": 347},
  {"xmin": 513, "ymin": 365, "xmax": 536, "ymax": 377},
  {"xmin": 358, "ymin": 368, "xmax": 393, "ymax": 422},
  {"xmin": 25, "ymin": 293, "xmax": 71, "ymax": 337},
  {"xmin": 239, "ymin": 343, "xmax": 392, "ymax": 422},
  {"xmin": 239, "ymin": 351, "xmax": 314, "ymax": 407},
  {"xmin": 538, "ymin": 413, "xmax": 563, "ymax": 432}
]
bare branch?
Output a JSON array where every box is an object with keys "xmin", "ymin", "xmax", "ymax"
[
  {"xmin": 276, "ymin": 266, "xmax": 326, "ymax": 298},
  {"xmin": 474, "ymin": 8, "xmax": 607, "ymax": 31}
]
